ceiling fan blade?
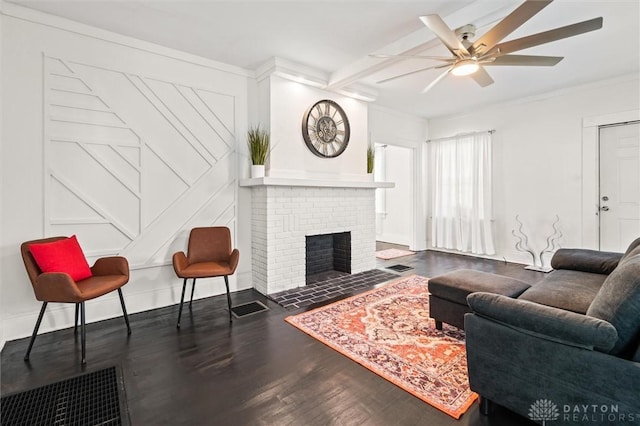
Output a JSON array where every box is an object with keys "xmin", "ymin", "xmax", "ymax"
[
  {"xmin": 419, "ymin": 15, "xmax": 470, "ymax": 58},
  {"xmin": 376, "ymin": 64, "xmax": 446, "ymax": 84},
  {"xmin": 469, "ymin": 66, "xmax": 494, "ymax": 88},
  {"xmin": 483, "ymin": 54, "xmax": 563, "ymax": 66},
  {"xmin": 489, "ymin": 17, "xmax": 603, "ymax": 56},
  {"xmin": 421, "ymin": 67, "xmax": 453, "ymax": 94},
  {"xmin": 471, "ymin": 0, "xmax": 553, "ymax": 55}
]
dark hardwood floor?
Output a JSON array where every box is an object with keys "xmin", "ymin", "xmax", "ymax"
[{"xmin": 1, "ymin": 245, "xmax": 543, "ymax": 425}]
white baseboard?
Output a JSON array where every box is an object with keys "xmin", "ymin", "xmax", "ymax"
[
  {"xmin": 2, "ymin": 272, "xmax": 254, "ymax": 344},
  {"xmin": 376, "ymin": 232, "xmax": 412, "ymax": 247}
]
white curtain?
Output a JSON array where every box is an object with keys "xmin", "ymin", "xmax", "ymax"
[{"xmin": 430, "ymin": 132, "xmax": 495, "ymax": 255}]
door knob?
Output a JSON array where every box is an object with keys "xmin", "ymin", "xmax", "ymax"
[
  {"xmin": 601, "ymin": 206, "xmax": 609, "ymax": 211},
  {"xmin": 602, "ymin": 196, "xmax": 609, "ymax": 201}
]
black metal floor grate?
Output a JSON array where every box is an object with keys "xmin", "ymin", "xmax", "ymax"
[
  {"xmin": 1, "ymin": 366, "xmax": 127, "ymax": 426},
  {"xmin": 231, "ymin": 300, "xmax": 269, "ymax": 318},
  {"xmin": 386, "ymin": 264, "xmax": 413, "ymax": 272}
]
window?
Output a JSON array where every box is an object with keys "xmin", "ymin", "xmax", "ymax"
[{"xmin": 429, "ymin": 132, "xmax": 495, "ymax": 254}]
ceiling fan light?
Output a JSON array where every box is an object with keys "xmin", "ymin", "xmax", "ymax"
[{"xmin": 451, "ymin": 60, "xmax": 479, "ymax": 76}]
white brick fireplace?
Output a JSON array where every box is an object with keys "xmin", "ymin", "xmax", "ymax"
[{"xmin": 240, "ymin": 177, "xmax": 393, "ymax": 295}]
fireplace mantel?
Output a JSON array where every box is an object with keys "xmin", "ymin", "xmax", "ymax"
[{"xmin": 239, "ymin": 177, "xmax": 394, "ymax": 189}]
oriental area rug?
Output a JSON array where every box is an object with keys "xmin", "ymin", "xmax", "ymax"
[
  {"xmin": 375, "ymin": 248, "xmax": 415, "ymax": 260},
  {"xmin": 285, "ymin": 275, "xmax": 477, "ymax": 419}
]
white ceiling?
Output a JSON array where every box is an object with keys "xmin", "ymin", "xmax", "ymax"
[{"xmin": 10, "ymin": 0, "xmax": 640, "ymax": 118}]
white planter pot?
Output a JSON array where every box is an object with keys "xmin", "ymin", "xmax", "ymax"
[
  {"xmin": 367, "ymin": 172, "xmax": 374, "ymax": 181},
  {"xmin": 251, "ymin": 164, "xmax": 265, "ymax": 178}
]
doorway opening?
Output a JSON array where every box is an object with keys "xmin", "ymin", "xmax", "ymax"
[{"xmin": 374, "ymin": 144, "xmax": 414, "ymax": 247}]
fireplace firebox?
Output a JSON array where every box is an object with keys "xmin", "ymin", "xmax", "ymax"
[{"xmin": 305, "ymin": 232, "xmax": 351, "ymax": 281}]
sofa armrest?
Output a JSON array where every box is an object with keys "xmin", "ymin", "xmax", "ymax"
[
  {"xmin": 550, "ymin": 248, "xmax": 622, "ymax": 274},
  {"xmin": 466, "ymin": 292, "xmax": 618, "ymax": 352}
]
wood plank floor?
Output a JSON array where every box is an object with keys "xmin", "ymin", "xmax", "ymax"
[{"xmin": 1, "ymin": 246, "xmax": 543, "ymax": 425}]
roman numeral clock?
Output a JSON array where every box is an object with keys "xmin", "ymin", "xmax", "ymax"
[{"xmin": 302, "ymin": 99, "xmax": 350, "ymax": 158}]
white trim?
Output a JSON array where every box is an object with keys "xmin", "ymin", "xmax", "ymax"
[
  {"xmin": 0, "ymin": 4, "xmax": 4, "ymax": 351},
  {"xmin": 3, "ymin": 272, "xmax": 252, "ymax": 342},
  {"xmin": 581, "ymin": 109, "xmax": 640, "ymax": 249},
  {"xmin": 371, "ymin": 138, "xmax": 427, "ymax": 251},
  {"xmin": 412, "ymin": 142, "xmax": 427, "ymax": 251},
  {"xmin": 255, "ymin": 57, "xmax": 327, "ymax": 87},
  {"xmin": 239, "ymin": 177, "xmax": 394, "ymax": 189}
]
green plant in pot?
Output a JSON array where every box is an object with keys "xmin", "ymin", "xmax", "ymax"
[
  {"xmin": 248, "ymin": 125, "xmax": 270, "ymax": 178},
  {"xmin": 367, "ymin": 145, "xmax": 375, "ymax": 176}
]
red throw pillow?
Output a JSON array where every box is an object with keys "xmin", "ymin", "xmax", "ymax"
[{"xmin": 29, "ymin": 235, "xmax": 93, "ymax": 281}]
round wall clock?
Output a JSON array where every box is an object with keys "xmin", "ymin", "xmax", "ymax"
[{"xmin": 301, "ymin": 99, "xmax": 350, "ymax": 158}]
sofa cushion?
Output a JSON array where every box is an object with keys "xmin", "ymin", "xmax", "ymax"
[
  {"xmin": 467, "ymin": 292, "xmax": 618, "ymax": 352},
  {"xmin": 620, "ymin": 237, "xmax": 640, "ymax": 264},
  {"xmin": 518, "ymin": 269, "xmax": 606, "ymax": 314},
  {"xmin": 428, "ymin": 269, "xmax": 530, "ymax": 306},
  {"xmin": 587, "ymin": 253, "xmax": 640, "ymax": 357},
  {"xmin": 550, "ymin": 248, "xmax": 622, "ymax": 275}
]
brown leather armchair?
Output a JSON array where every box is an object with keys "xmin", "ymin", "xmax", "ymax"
[
  {"xmin": 21, "ymin": 237, "xmax": 131, "ymax": 365},
  {"xmin": 172, "ymin": 227, "xmax": 239, "ymax": 327}
]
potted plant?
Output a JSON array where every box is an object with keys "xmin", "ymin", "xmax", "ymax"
[
  {"xmin": 247, "ymin": 125, "xmax": 270, "ymax": 178},
  {"xmin": 367, "ymin": 145, "xmax": 375, "ymax": 179}
]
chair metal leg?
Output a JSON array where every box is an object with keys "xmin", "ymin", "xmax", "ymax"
[
  {"xmin": 117, "ymin": 288, "xmax": 131, "ymax": 335},
  {"xmin": 24, "ymin": 302, "xmax": 48, "ymax": 361},
  {"xmin": 189, "ymin": 278, "xmax": 196, "ymax": 309},
  {"xmin": 224, "ymin": 275, "xmax": 233, "ymax": 323},
  {"xmin": 80, "ymin": 301, "xmax": 86, "ymax": 365},
  {"xmin": 74, "ymin": 303, "xmax": 79, "ymax": 335},
  {"xmin": 177, "ymin": 278, "xmax": 187, "ymax": 329}
]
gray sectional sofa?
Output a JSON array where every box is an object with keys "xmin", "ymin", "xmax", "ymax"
[{"xmin": 464, "ymin": 237, "xmax": 640, "ymax": 422}]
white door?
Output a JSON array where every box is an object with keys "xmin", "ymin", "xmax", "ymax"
[
  {"xmin": 374, "ymin": 144, "xmax": 414, "ymax": 247},
  {"xmin": 599, "ymin": 122, "xmax": 640, "ymax": 252}
]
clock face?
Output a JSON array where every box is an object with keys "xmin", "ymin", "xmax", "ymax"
[{"xmin": 302, "ymin": 100, "xmax": 350, "ymax": 158}]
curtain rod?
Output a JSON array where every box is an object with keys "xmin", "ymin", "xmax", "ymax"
[{"xmin": 426, "ymin": 129, "xmax": 495, "ymax": 143}]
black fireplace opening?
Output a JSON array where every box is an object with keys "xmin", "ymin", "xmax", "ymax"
[{"xmin": 305, "ymin": 232, "xmax": 351, "ymax": 281}]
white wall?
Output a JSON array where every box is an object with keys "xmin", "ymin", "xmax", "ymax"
[
  {"xmin": 1, "ymin": 5, "xmax": 252, "ymax": 346},
  {"xmin": 428, "ymin": 74, "xmax": 640, "ymax": 265},
  {"xmin": 265, "ymin": 75, "xmax": 370, "ymax": 180},
  {"xmin": 369, "ymin": 105, "xmax": 428, "ymax": 250}
]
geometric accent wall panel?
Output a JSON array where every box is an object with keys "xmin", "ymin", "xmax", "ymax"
[{"xmin": 44, "ymin": 56, "xmax": 237, "ymax": 268}]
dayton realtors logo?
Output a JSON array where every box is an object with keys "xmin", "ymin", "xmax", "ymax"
[
  {"xmin": 528, "ymin": 399, "xmax": 639, "ymax": 424},
  {"xmin": 528, "ymin": 399, "xmax": 560, "ymax": 425}
]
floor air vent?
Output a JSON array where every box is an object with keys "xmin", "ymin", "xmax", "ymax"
[
  {"xmin": 386, "ymin": 264, "xmax": 413, "ymax": 272},
  {"xmin": 231, "ymin": 301, "xmax": 269, "ymax": 318},
  {"xmin": 1, "ymin": 365, "xmax": 128, "ymax": 426}
]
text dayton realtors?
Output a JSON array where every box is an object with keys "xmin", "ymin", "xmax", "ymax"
[{"xmin": 562, "ymin": 404, "xmax": 637, "ymax": 423}]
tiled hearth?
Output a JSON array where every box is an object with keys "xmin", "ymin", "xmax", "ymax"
[{"xmin": 270, "ymin": 269, "xmax": 398, "ymax": 309}]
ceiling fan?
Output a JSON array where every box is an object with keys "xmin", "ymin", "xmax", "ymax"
[{"xmin": 374, "ymin": 0, "xmax": 603, "ymax": 93}]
